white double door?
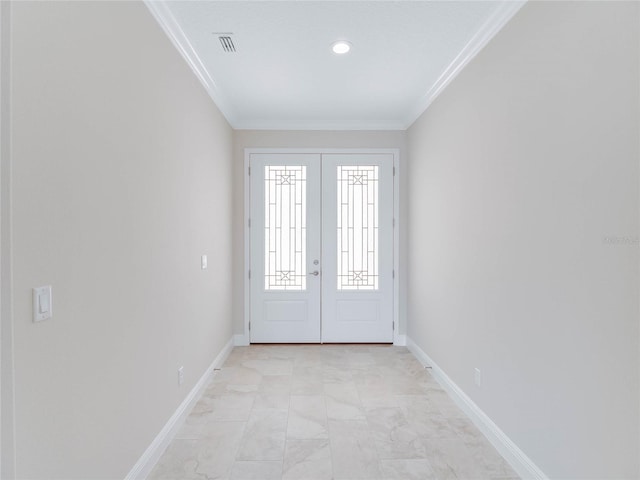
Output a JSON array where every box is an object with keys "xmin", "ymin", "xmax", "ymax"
[{"xmin": 250, "ymin": 152, "xmax": 394, "ymax": 343}]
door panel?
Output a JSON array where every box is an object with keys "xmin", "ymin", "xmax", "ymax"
[
  {"xmin": 249, "ymin": 152, "xmax": 393, "ymax": 343},
  {"xmin": 321, "ymin": 154, "xmax": 394, "ymax": 342},
  {"xmin": 250, "ymin": 154, "xmax": 321, "ymax": 343}
]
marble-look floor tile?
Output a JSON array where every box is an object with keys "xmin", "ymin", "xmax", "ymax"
[
  {"xmin": 148, "ymin": 421, "xmax": 245, "ymax": 480},
  {"xmin": 329, "ymin": 420, "xmax": 381, "ymax": 479},
  {"xmin": 283, "ymin": 439, "xmax": 332, "ymax": 480},
  {"xmin": 379, "ymin": 459, "xmax": 437, "ymax": 479},
  {"xmin": 205, "ymin": 381, "xmax": 259, "ymax": 397},
  {"xmin": 322, "ymin": 364, "xmax": 353, "ymax": 383},
  {"xmin": 350, "ymin": 367, "xmax": 388, "ymax": 387},
  {"xmin": 388, "ymin": 375, "xmax": 430, "ymax": 395},
  {"xmin": 359, "ymin": 393, "xmax": 399, "ymax": 409},
  {"xmin": 346, "ymin": 351, "xmax": 377, "ymax": 366},
  {"xmin": 421, "ymin": 436, "xmax": 491, "ymax": 480},
  {"xmin": 366, "ymin": 406, "xmax": 428, "ymax": 459},
  {"xmin": 252, "ymin": 393, "xmax": 290, "ymax": 411},
  {"xmin": 396, "ymin": 394, "xmax": 441, "ymax": 415},
  {"xmin": 428, "ymin": 389, "xmax": 469, "ymax": 419},
  {"xmin": 188, "ymin": 394, "xmax": 255, "ymax": 422},
  {"xmin": 236, "ymin": 409, "xmax": 287, "ymax": 461},
  {"xmin": 151, "ymin": 345, "xmax": 520, "ymax": 480},
  {"xmin": 397, "ymin": 395, "xmax": 457, "ymax": 439},
  {"xmin": 291, "ymin": 374, "xmax": 324, "ymax": 394},
  {"xmin": 287, "ymin": 395, "xmax": 328, "ymax": 439},
  {"xmin": 292, "ymin": 363, "xmax": 324, "ymax": 376},
  {"xmin": 214, "ymin": 366, "xmax": 263, "ymax": 385},
  {"xmin": 259, "ymin": 374, "xmax": 292, "ymax": 394},
  {"xmin": 356, "ymin": 381, "xmax": 397, "ymax": 408},
  {"xmin": 450, "ymin": 414, "xmax": 516, "ymax": 477},
  {"xmin": 230, "ymin": 460, "xmax": 282, "ymax": 480},
  {"xmin": 461, "ymin": 432, "xmax": 518, "ymax": 478},
  {"xmin": 224, "ymin": 349, "xmax": 255, "ymax": 366},
  {"xmin": 324, "ymin": 383, "xmax": 365, "ymax": 420},
  {"xmin": 242, "ymin": 358, "xmax": 294, "ymax": 376}
]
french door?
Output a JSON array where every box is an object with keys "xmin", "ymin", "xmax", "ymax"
[{"xmin": 249, "ymin": 152, "xmax": 394, "ymax": 343}]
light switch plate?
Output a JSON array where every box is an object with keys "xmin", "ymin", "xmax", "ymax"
[{"xmin": 33, "ymin": 286, "xmax": 52, "ymax": 322}]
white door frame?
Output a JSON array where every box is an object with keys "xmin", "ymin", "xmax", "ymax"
[{"xmin": 243, "ymin": 148, "xmax": 401, "ymax": 345}]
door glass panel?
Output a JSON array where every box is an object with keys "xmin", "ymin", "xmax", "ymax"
[
  {"xmin": 336, "ymin": 165, "xmax": 379, "ymax": 290},
  {"xmin": 264, "ymin": 165, "xmax": 307, "ymax": 290}
]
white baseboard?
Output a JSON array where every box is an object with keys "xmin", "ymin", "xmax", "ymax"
[
  {"xmin": 406, "ymin": 337, "xmax": 548, "ymax": 480},
  {"xmin": 125, "ymin": 337, "xmax": 234, "ymax": 480},
  {"xmin": 234, "ymin": 334, "xmax": 249, "ymax": 346},
  {"xmin": 393, "ymin": 334, "xmax": 407, "ymax": 346}
]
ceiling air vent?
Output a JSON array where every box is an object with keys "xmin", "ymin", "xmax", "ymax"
[{"xmin": 218, "ymin": 35, "xmax": 236, "ymax": 53}]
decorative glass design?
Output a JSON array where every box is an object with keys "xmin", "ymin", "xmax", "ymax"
[
  {"xmin": 265, "ymin": 165, "xmax": 307, "ymax": 290},
  {"xmin": 337, "ymin": 165, "xmax": 379, "ymax": 290}
]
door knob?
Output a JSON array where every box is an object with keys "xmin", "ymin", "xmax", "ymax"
[{"xmin": 310, "ymin": 270, "xmax": 320, "ymax": 276}]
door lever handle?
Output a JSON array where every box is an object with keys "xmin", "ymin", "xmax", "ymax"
[{"xmin": 310, "ymin": 270, "xmax": 320, "ymax": 276}]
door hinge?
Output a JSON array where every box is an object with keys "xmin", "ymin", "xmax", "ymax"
[
  {"xmin": 392, "ymin": 218, "xmax": 395, "ymax": 228},
  {"xmin": 393, "ymin": 166, "xmax": 396, "ymax": 176},
  {"xmin": 248, "ymin": 166, "xmax": 251, "ymax": 175},
  {"xmin": 393, "ymin": 321, "xmax": 395, "ymax": 331},
  {"xmin": 249, "ymin": 321, "xmax": 251, "ymax": 331},
  {"xmin": 392, "ymin": 269, "xmax": 395, "ymax": 279},
  {"xmin": 248, "ymin": 270, "xmax": 251, "ymax": 279},
  {"xmin": 248, "ymin": 218, "xmax": 251, "ymax": 228}
]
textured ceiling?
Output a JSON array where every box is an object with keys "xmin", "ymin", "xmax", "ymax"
[{"xmin": 155, "ymin": 1, "xmax": 523, "ymax": 130}]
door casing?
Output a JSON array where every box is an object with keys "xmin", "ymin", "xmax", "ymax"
[{"xmin": 243, "ymin": 148, "xmax": 400, "ymax": 345}]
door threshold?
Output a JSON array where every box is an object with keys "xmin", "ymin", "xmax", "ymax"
[{"xmin": 248, "ymin": 342, "xmax": 394, "ymax": 346}]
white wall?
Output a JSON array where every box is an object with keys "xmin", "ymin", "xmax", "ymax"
[
  {"xmin": 9, "ymin": 1, "xmax": 233, "ymax": 478},
  {"xmin": 407, "ymin": 1, "xmax": 639, "ymax": 478},
  {"xmin": 0, "ymin": 1, "xmax": 15, "ymax": 477},
  {"xmin": 232, "ymin": 130, "xmax": 407, "ymax": 339}
]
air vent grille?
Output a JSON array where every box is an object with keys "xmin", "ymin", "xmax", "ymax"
[{"xmin": 219, "ymin": 36, "xmax": 236, "ymax": 53}]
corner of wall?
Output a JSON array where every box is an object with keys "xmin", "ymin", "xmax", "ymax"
[
  {"xmin": 0, "ymin": 0, "xmax": 16, "ymax": 477},
  {"xmin": 233, "ymin": 334, "xmax": 249, "ymax": 347},
  {"xmin": 406, "ymin": 337, "xmax": 548, "ymax": 480},
  {"xmin": 125, "ymin": 337, "xmax": 234, "ymax": 480}
]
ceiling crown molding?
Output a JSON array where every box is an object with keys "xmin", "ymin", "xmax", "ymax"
[
  {"xmin": 146, "ymin": 0, "xmax": 526, "ymax": 132},
  {"xmin": 144, "ymin": 0, "xmax": 239, "ymax": 127},
  {"xmin": 403, "ymin": 0, "xmax": 527, "ymax": 129},
  {"xmin": 236, "ymin": 120, "xmax": 408, "ymax": 131}
]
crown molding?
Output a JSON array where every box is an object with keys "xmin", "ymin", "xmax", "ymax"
[
  {"xmin": 403, "ymin": 0, "xmax": 527, "ymax": 129},
  {"xmin": 146, "ymin": 0, "xmax": 525, "ymax": 132},
  {"xmin": 234, "ymin": 120, "xmax": 408, "ymax": 131},
  {"xmin": 143, "ymin": 0, "xmax": 239, "ymax": 127}
]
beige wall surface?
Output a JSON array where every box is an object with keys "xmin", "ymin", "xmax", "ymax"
[
  {"xmin": 232, "ymin": 130, "xmax": 407, "ymax": 337},
  {"xmin": 0, "ymin": 1, "xmax": 14, "ymax": 477},
  {"xmin": 10, "ymin": 1, "xmax": 233, "ymax": 478},
  {"xmin": 407, "ymin": 1, "xmax": 639, "ymax": 478}
]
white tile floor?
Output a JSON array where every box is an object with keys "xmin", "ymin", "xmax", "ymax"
[{"xmin": 149, "ymin": 345, "xmax": 519, "ymax": 480}]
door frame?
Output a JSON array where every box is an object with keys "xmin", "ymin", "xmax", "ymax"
[{"xmin": 243, "ymin": 147, "xmax": 401, "ymax": 345}]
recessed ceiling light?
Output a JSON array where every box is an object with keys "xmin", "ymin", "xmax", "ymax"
[{"xmin": 332, "ymin": 41, "xmax": 351, "ymax": 55}]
